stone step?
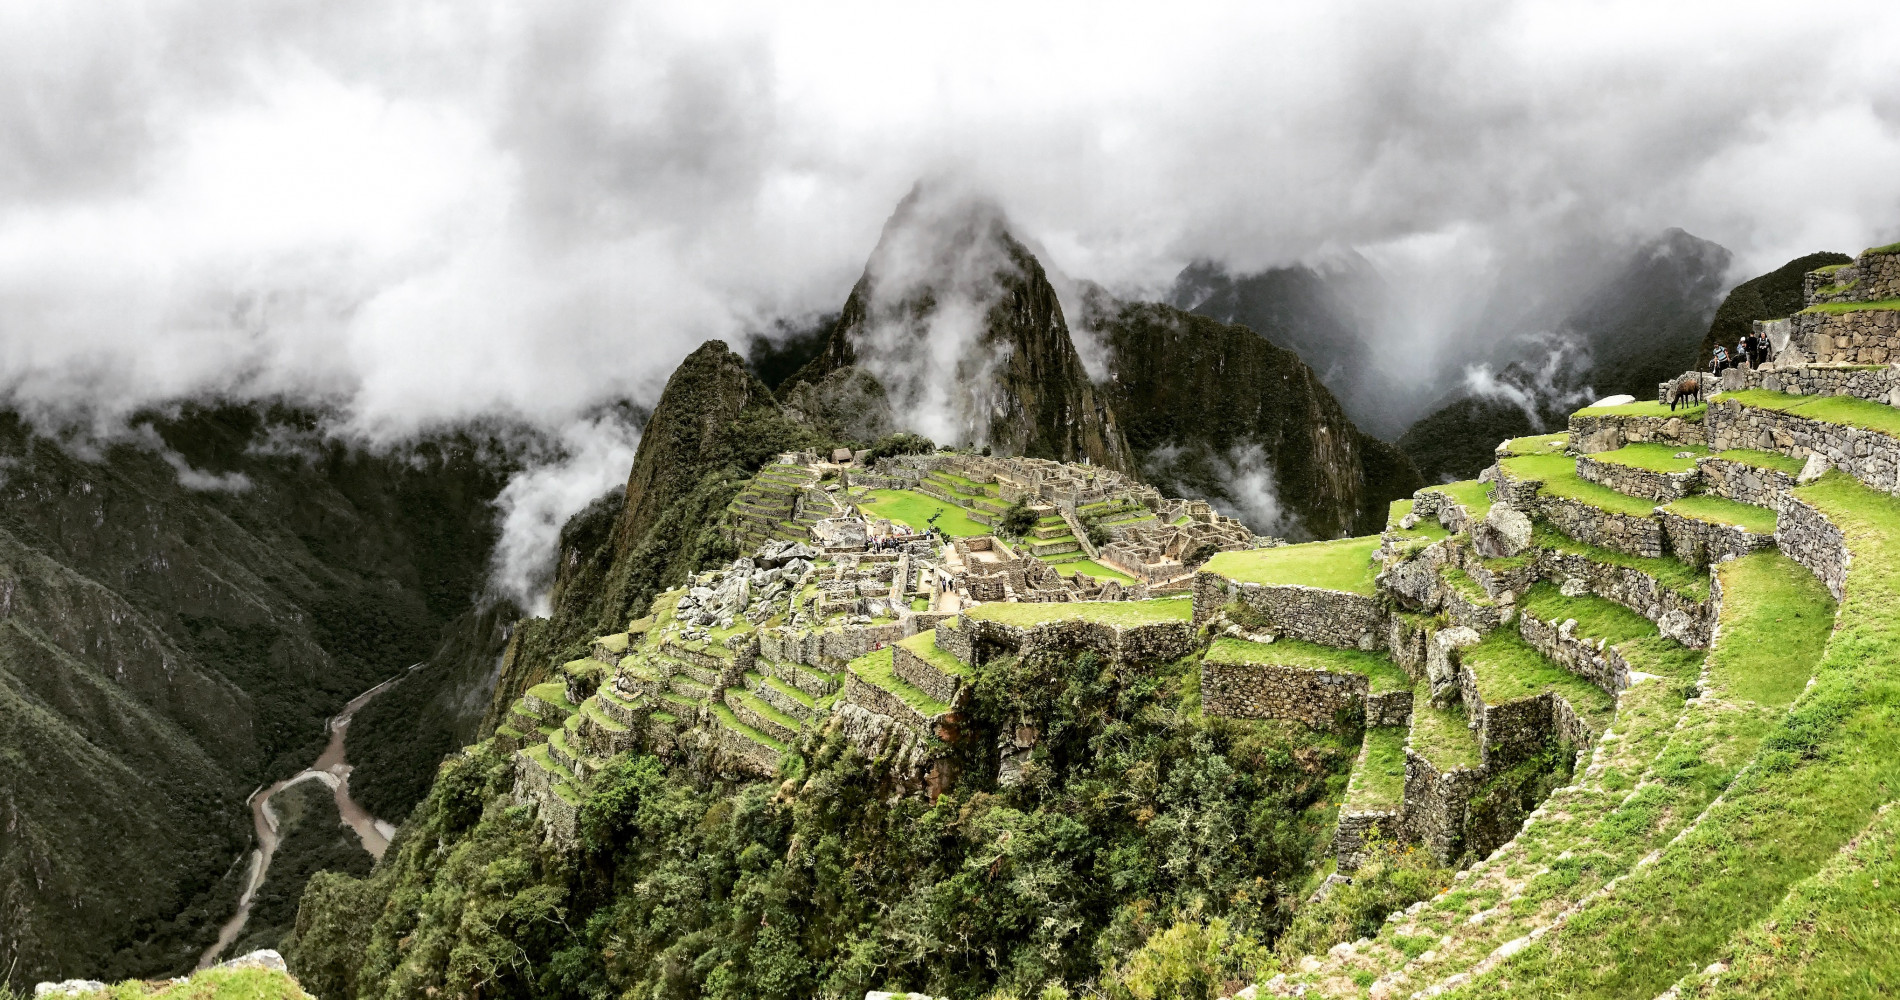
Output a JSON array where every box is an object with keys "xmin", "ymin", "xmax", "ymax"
[
  {"xmin": 668, "ymin": 675, "xmax": 715, "ymax": 701},
  {"xmin": 751, "ymin": 671, "xmax": 816, "ymax": 720},
  {"xmin": 766, "ymin": 658, "xmax": 841, "ymax": 698},
  {"xmin": 725, "ymin": 688, "xmax": 801, "ymax": 745}
]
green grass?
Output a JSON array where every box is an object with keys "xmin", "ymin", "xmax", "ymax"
[
  {"xmin": 1708, "ymin": 551, "xmax": 1837, "ymax": 707},
  {"xmin": 1409, "ymin": 696, "xmax": 1482, "ymax": 771},
  {"xmin": 846, "ymin": 648, "xmax": 951, "ymax": 716},
  {"xmin": 730, "ymin": 688, "xmax": 801, "ymax": 733},
  {"xmin": 1205, "ymin": 636, "xmax": 1413, "ymax": 694},
  {"xmin": 1661, "ymin": 494, "xmax": 1779, "ymax": 535},
  {"xmin": 101, "ymin": 966, "xmax": 315, "ymax": 1000},
  {"xmin": 1202, "ymin": 536, "xmax": 1382, "ymax": 596},
  {"xmin": 1499, "ymin": 432, "xmax": 1568, "ymax": 456},
  {"xmin": 1452, "ymin": 470, "xmax": 1900, "ymax": 999},
  {"xmin": 859, "ymin": 488, "xmax": 993, "ymax": 536},
  {"xmin": 709, "ymin": 700, "xmax": 789, "ymax": 752},
  {"xmin": 1501, "ymin": 452, "xmax": 1661, "ymax": 517},
  {"xmin": 1052, "ymin": 558, "xmax": 1137, "ymax": 584},
  {"xmin": 1530, "ymin": 524, "xmax": 1709, "ymax": 600},
  {"xmin": 1461, "ymin": 630, "xmax": 1617, "ymax": 731},
  {"xmin": 898, "ymin": 629, "xmax": 971, "ymax": 676},
  {"xmin": 1347, "ymin": 726, "xmax": 1410, "ymax": 810},
  {"xmin": 1588, "ymin": 442, "xmax": 1708, "ymax": 473},
  {"xmin": 1387, "ymin": 499, "xmax": 1452, "ymax": 542},
  {"xmin": 1714, "ymin": 448, "xmax": 1807, "ymax": 475},
  {"xmin": 1573, "ymin": 399, "xmax": 1707, "ymax": 421},
  {"xmin": 1721, "ymin": 387, "xmax": 1900, "ymax": 438},
  {"xmin": 961, "ymin": 595, "xmax": 1194, "ymax": 628},
  {"xmin": 1440, "ymin": 565, "xmax": 1492, "ymax": 606},
  {"xmin": 525, "ymin": 681, "xmax": 577, "ymax": 715},
  {"xmin": 1800, "ymin": 297, "xmax": 1900, "ymax": 313},
  {"xmin": 1423, "ymin": 479, "xmax": 1495, "ymax": 519},
  {"xmin": 1516, "ymin": 582, "xmax": 1659, "ymax": 646}
]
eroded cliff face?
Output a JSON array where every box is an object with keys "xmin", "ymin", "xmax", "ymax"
[
  {"xmin": 790, "ymin": 186, "xmax": 1132, "ymax": 471},
  {"xmin": 1087, "ymin": 297, "xmax": 1421, "ymax": 540}
]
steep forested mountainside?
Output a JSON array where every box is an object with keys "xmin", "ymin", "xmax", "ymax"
[
  {"xmin": 1089, "ymin": 297, "xmax": 1421, "ymax": 539},
  {"xmin": 1399, "ymin": 230, "xmax": 1732, "ymax": 482},
  {"xmin": 786, "ymin": 189, "xmax": 1133, "ymax": 471},
  {"xmin": 1695, "ymin": 250, "xmax": 1853, "ymax": 368},
  {"xmin": 0, "ymin": 404, "xmax": 517, "ymax": 983},
  {"xmin": 1169, "ymin": 257, "xmax": 1389, "ymax": 434}
]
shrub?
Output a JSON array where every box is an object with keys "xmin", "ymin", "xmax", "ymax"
[
  {"xmin": 1104, "ymin": 915, "xmax": 1267, "ymax": 1000},
  {"xmin": 864, "ymin": 432, "xmax": 937, "ymax": 463},
  {"xmin": 1272, "ymin": 836, "xmax": 1453, "ymax": 962},
  {"xmin": 1000, "ymin": 501, "xmax": 1038, "ymax": 538},
  {"xmin": 1184, "ymin": 541, "xmax": 1222, "ymax": 566}
]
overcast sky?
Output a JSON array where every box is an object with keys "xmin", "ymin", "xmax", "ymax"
[{"xmin": 4, "ymin": 0, "xmax": 1900, "ymax": 438}]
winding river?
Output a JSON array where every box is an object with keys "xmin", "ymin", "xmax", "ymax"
[{"xmin": 196, "ymin": 671, "xmax": 409, "ymax": 968}]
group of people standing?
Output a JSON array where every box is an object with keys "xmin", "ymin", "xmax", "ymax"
[{"xmin": 1713, "ymin": 330, "xmax": 1772, "ymax": 373}]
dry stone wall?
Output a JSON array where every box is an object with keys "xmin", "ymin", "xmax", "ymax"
[
  {"xmin": 1697, "ymin": 456, "xmax": 1798, "ymax": 507},
  {"xmin": 1201, "ymin": 659, "xmax": 1373, "ymax": 729},
  {"xmin": 1534, "ymin": 548, "xmax": 1714, "ymax": 647},
  {"xmin": 1537, "ymin": 496, "xmax": 1666, "ymax": 558},
  {"xmin": 951, "ymin": 614, "xmax": 1201, "ymax": 666},
  {"xmin": 1775, "ymin": 493, "xmax": 1850, "ymax": 600},
  {"xmin": 1576, "ymin": 455, "xmax": 1698, "ymax": 502},
  {"xmin": 1402, "ymin": 750, "xmax": 1486, "ymax": 864},
  {"xmin": 1193, "ymin": 573, "xmax": 1389, "ymax": 650},
  {"xmin": 1333, "ymin": 808, "xmax": 1400, "ymax": 872},
  {"xmin": 1706, "ymin": 395, "xmax": 1900, "ymax": 492},
  {"xmin": 1568, "ymin": 413, "xmax": 1707, "ymax": 454},
  {"xmin": 1724, "ymin": 362, "xmax": 1900, "ymax": 403},
  {"xmin": 893, "ymin": 643, "xmax": 962, "ymax": 706},
  {"xmin": 1518, "ymin": 614, "xmax": 1631, "ymax": 696},
  {"xmin": 1660, "ymin": 510, "xmax": 1775, "ymax": 570},
  {"xmin": 1787, "ymin": 308, "xmax": 1900, "ymax": 365}
]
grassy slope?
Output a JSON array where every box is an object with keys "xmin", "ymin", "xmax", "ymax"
[
  {"xmin": 860, "ymin": 488, "xmax": 992, "ymax": 537},
  {"xmin": 1721, "ymin": 388, "xmax": 1900, "ymax": 437},
  {"xmin": 1501, "ymin": 452, "xmax": 1660, "ymax": 517},
  {"xmin": 961, "ymin": 596, "xmax": 1194, "ymax": 628},
  {"xmin": 1203, "ymin": 536, "xmax": 1382, "ymax": 596},
  {"xmin": 1663, "ymin": 495, "xmax": 1779, "ymax": 534},
  {"xmin": 1348, "ymin": 726, "xmax": 1410, "ymax": 810},
  {"xmin": 1591, "ymin": 442, "xmax": 1708, "ymax": 473},
  {"xmin": 1574, "ymin": 399, "xmax": 1708, "ymax": 420},
  {"xmin": 1452, "ymin": 472, "xmax": 1898, "ymax": 999},
  {"xmin": 1205, "ymin": 637, "xmax": 1413, "ymax": 694}
]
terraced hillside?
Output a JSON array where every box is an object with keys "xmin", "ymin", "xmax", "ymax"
[{"xmin": 1240, "ymin": 247, "xmax": 1900, "ymax": 999}]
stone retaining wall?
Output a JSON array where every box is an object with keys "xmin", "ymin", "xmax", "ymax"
[
  {"xmin": 1333, "ymin": 809, "xmax": 1400, "ymax": 872},
  {"xmin": 1706, "ymin": 395, "xmax": 1900, "ymax": 493},
  {"xmin": 1788, "ymin": 308, "xmax": 1900, "ymax": 365},
  {"xmin": 1660, "ymin": 510, "xmax": 1776, "ymax": 570},
  {"xmin": 894, "ymin": 643, "xmax": 963, "ymax": 706},
  {"xmin": 711, "ymin": 720, "xmax": 781, "ymax": 777},
  {"xmin": 1201, "ymin": 659, "xmax": 1372, "ymax": 729},
  {"xmin": 1538, "ymin": 496, "xmax": 1666, "ymax": 558},
  {"xmin": 954, "ymin": 615, "xmax": 1201, "ymax": 665},
  {"xmin": 1442, "ymin": 582, "xmax": 1505, "ymax": 633},
  {"xmin": 843, "ymin": 669, "xmax": 937, "ymax": 731},
  {"xmin": 1518, "ymin": 614, "xmax": 1631, "ymax": 696},
  {"xmin": 1402, "ymin": 750, "xmax": 1486, "ymax": 864},
  {"xmin": 1576, "ymin": 455, "xmax": 1699, "ymax": 502},
  {"xmin": 1696, "ymin": 456, "xmax": 1798, "ymax": 508},
  {"xmin": 1568, "ymin": 413, "xmax": 1707, "ymax": 454},
  {"xmin": 1367, "ymin": 689, "xmax": 1414, "ymax": 727},
  {"xmin": 1775, "ymin": 493, "xmax": 1850, "ymax": 600},
  {"xmin": 1194, "ymin": 572, "xmax": 1389, "ymax": 650},
  {"xmin": 1385, "ymin": 614, "xmax": 1433, "ymax": 681},
  {"xmin": 1534, "ymin": 548, "xmax": 1714, "ymax": 647},
  {"xmin": 1723, "ymin": 362, "xmax": 1900, "ymax": 403}
]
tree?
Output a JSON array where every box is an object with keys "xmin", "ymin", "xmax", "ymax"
[{"xmin": 1000, "ymin": 501, "xmax": 1038, "ymax": 538}]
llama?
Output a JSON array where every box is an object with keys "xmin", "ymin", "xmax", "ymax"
[{"xmin": 1670, "ymin": 374, "xmax": 1702, "ymax": 411}]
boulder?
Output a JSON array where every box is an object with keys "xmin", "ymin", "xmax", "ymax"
[
  {"xmin": 1588, "ymin": 393, "xmax": 1635, "ymax": 408},
  {"xmin": 34, "ymin": 983, "xmax": 105, "ymax": 998},
  {"xmin": 1472, "ymin": 505, "xmax": 1534, "ymax": 559},
  {"xmin": 1559, "ymin": 576, "xmax": 1590, "ymax": 597},
  {"xmin": 1427, "ymin": 626, "xmax": 1483, "ymax": 707},
  {"xmin": 218, "ymin": 950, "xmax": 288, "ymax": 972},
  {"xmin": 1378, "ymin": 552, "xmax": 1444, "ymax": 612},
  {"xmin": 1657, "ymin": 609, "xmax": 1698, "ymax": 645},
  {"xmin": 1798, "ymin": 452, "xmax": 1831, "ymax": 485}
]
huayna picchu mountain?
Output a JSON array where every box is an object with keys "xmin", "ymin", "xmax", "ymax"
[{"xmin": 274, "ymin": 240, "xmax": 1900, "ymax": 1000}]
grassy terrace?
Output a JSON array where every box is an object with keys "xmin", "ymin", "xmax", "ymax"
[
  {"xmin": 1204, "ymin": 636, "xmax": 1413, "ymax": 694},
  {"xmin": 898, "ymin": 629, "xmax": 970, "ymax": 676},
  {"xmin": 1500, "ymin": 432, "xmax": 1568, "ymax": 456},
  {"xmin": 1589, "ymin": 442, "xmax": 1708, "ymax": 473},
  {"xmin": 1050, "ymin": 558, "xmax": 1137, "ymax": 584},
  {"xmin": 525, "ymin": 681, "xmax": 576, "ymax": 715},
  {"xmin": 1461, "ymin": 630, "xmax": 1617, "ymax": 732},
  {"xmin": 1662, "ymin": 494, "xmax": 1779, "ymax": 534},
  {"xmin": 709, "ymin": 700, "xmax": 789, "ymax": 752},
  {"xmin": 1722, "ymin": 387, "xmax": 1900, "ymax": 437},
  {"xmin": 1346, "ymin": 725, "xmax": 1409, "ymax": 811},
  {"xmin": 858, "ymin": 488, "xmax": 992, "ymax": 536},
  {"xmin": 1708, "ymin": 550, "xmax": 1836, "ymax": 708},
  {"xmin": 1422, "ymin": 479, "xmax": 1495, "ymax": 519},
  {"xmin": 1573, "ymin": 399, "xmax": 1707, "ymax": 421},
  {"xmin": 846, "ymin": 647, "xmax": 951, "ymax": 717},
  {"xmin": 961, "ymin": 595, "xmax": 1194, "ymax": 628},
  {"xmin": 1410, "ymin": 696, "xmax": 1482, "ymax": 771},
  {"xmin": 1715, "ymin": 447, "xmax": 1808, "ymax": 475},
  {"xmin": 1530, "ymin": 524, "xmax": 1709, "ymax": 599},
  {"xmin": 1453, "ymin": 470, "xmax": 1895, "ymax": 999},
  {"xmin": 1517, "ymin": 581, "xmax": 1658, "ymax": 645},
  {"xmin": 1800, "ymin": 297, "xmax": 1900, "ymax": 313},
  {"xmin": 1202, "ymin": 535, "xmax": 1382, "ymax": 596},
  {"xmin": 1387, "ymin": 498, "xmax": 1452, "ymax": 543},
  {"xmin": 1501, "ymin": 452, "xmax": 1660, "ymax": 517}
]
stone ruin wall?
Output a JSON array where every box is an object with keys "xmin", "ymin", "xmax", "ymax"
[
  {"xmin": 1534, "ymin": 495, "xmax": 1666, "ymax": 559},
  {"xmin": 1775, "ymin": 493, "xmax": 1851, "ymax": 601},
  {"xmin": 1567, "ymin": 413, "xmax": 1708, "ymax": 454},
  {"xmin": 1192, "ymin": 572, "xmax": 1390, "ymax": 651},
  {"xmin": 1518, "ymin": 613, "xmax": 1632, "ymax": 696},
  {"xmin": 1332, "ymin": 808, "xmax": 1399, "ymax": 872},
  {"xmin": 1200, "ymin": 659, "xmax": 1413, "ymax": 730},
  {"xmin": 1787, "ymin": 308, "xmax": 1900, "ymax": 365},
  {"xmin": 1534, "ymin": 548, "xmax": 1715, "ymax": 647},
  {"xmin": 1659, "ymin": 509, "xmax": 1775, "ymax": 570},
  {"xmin": 1575, "ymin": 455, "xmax": 1697, "ymax": 502},
  {"xmin": 1402, "ymin": 750, "xmax": 1486, "ymax": 865},
  {"xmin": 1721, "ymin": 361, "xmax": 1900, "ymax": 404},
  {"xmin": 1706, "ymin": 396, "xmax": 1900, "ymax": 492},
  {"xmin": 1697, "ymin": 456, "xmax": 1797, "ymax": 507}
]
